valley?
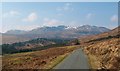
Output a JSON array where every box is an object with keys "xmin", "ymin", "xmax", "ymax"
[{"xmin": 1, "ymin": 26, "xmax": 119, "ymax": 70}]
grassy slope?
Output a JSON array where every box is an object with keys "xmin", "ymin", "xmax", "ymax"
[
  {"xmin": 2, "ymin": 45, "xmax": 80, "ymax": 69},
  {"xmin": 83, "ymin": 36, "xmax": 119, "ymax": 70}
]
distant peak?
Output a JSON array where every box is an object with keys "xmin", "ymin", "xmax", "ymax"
[{"xmin": 5, "ymin": 30, "xmax": 27, "ymax": 34}]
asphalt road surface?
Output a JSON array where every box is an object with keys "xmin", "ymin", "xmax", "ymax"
[{"xmin": 54, "ymin": 48, "xmax": 90, "ymax": 69}]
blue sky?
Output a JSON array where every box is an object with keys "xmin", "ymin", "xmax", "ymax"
[
  {"xmin": 1, "ymin": 0, "xmax": 120, "ymax": 2},
  {"xmin": 1, "ymin": 2, "xmax": 118, "ymax": 33}
]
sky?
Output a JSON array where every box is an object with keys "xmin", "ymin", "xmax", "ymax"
[
  {"xmin": 1, "ymin": 0, "xmax": 120, "ymax": 2},
  {"xmin": 1, "ymin": 2, "xmax": 118, "ymax": 33}
]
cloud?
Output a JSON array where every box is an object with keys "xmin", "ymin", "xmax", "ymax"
[
  {"xmin": 86, "ymin": 13, "xmax": 94, "ymax": 19},
  {"xmin": 3, "ymin": 25, "xmax": 40, "ymax": 32},
  {"xmin": 2, "ymin": 23, "xmax": 40, "ymax": 33},
  {"xmin": 10, "ymin": 11, "xmax": 19, "ymax": 15},
  {"xmin": 15, "ymin": 25, "xmax": 39, "ymax": 31},
  {"xmin": 64, "ymin": 3, "xmax": 72, "ymax": 11},
  {"xmin": 56, "ymin": 3, "xmax": 73, "ymax": 12},
  {"xmin": 111, "ymin": 15, "xmax": 118, "ymax": 22},
  {"xmin": 43, "ymin": 18, "xmax": 59, "ymax": 26},
  {"xmin": 22, "ymin": 12, "xmax": 38, "ymax": 22},
  {"xmin": 65, "ymin": 3, "xmax": 71, "ymax": 6},
  {"xmin": 43, "ymin": 18, "xmax": 63, "ymax": 26},
  {"xmin": 3, "ymin": 10, "xmax": 20, "ymax": 18}
]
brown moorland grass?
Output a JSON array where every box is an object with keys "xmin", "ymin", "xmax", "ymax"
[
  {"xmin": 81, "ymin": 27, "xmax": 120, "ymax": 70},
  {"xmin": 2, "ymin": 45, "xmax": 80, "ymax": 69},
  {"xmin": 84, "ymin": 38, "xmax": 120, "ymax": 70}
]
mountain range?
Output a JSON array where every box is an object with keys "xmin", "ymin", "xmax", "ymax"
[{"xmin": 1, "ymin": 25, "xmax": 110, "ymax": 44}]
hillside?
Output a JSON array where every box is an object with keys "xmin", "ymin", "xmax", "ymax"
[
  {"xmin": 79, "ymin": 26, "xmax": 119, "ymax": 43},
  {"xmin": 82, "ymin": 26, "xmax": 120, "ymax": 70},
  {"xmin": 1, "ymin": 38, "xmax": 70, "ymax": 54}
]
